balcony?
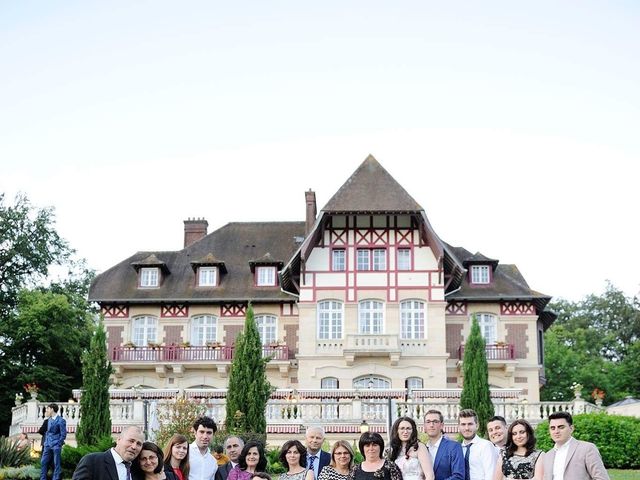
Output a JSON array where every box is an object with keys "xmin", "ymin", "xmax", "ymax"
[
  {"xmin": 343, "ymin": 334, "xmax": 401, "ymax": 365},
  {"xmin": 457, "ymin": 343, "xmax": 515, "ymax": 361},
  {"xmin": 111, "ymin": 345, "xmax": 289, "ymax": 362}
]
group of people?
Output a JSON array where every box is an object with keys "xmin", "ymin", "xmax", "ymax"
[{"xmin": 58, "ymin": 406, "xmax": 607, "ymax": 480}]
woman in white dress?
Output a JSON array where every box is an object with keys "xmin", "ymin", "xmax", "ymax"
[{"xmin": 387, "ymin": 417, "xmax": 434, "ymax": 480}]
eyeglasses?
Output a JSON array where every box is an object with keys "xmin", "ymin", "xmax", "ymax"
[
  {"xmin": 334, "ymin": 452, "xmax": 351, "ymax": 456},
  {"xmin": 424, "ymin": 420, "xmax": 441, "ymax": 425}
]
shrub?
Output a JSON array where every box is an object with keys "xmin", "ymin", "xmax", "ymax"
[
  {"xmin": 0, "ymin": 438, "xmax": 31, "ymax": 468},
  {"xmin": 535, "ymin": 413, "xmax": 640, "ymax": 469},
  {"xmin": 0, "ymin": 465, "xmax": 40, "ymax": 479}
]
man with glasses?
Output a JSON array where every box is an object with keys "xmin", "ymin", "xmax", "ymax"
[{"xmin": 424, "ymin": 410, "xmax": 464, "ymax": 480}]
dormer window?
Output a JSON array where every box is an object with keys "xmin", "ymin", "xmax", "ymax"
[
  {"xmin": 470, "ymin": 265, "xmax": 490, "ymax": 284},
  {"xmin": 256, "ymin": 266, "xmax": 277, "ymax": 286},
  {"xmin": 198, "ymin": 267, "xmax": 218, "ymax": 287},
  {"xmin": 140, "ymin": 268, "xmax": 159, "ymax": 287}
]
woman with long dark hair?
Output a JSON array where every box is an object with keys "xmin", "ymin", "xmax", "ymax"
[
  {"xmin": 388, "ymin": 417, "xmax": 433, "ymax": 480},
  {"xmin": 228, "ymin": 441, "xmax": 268, "ymax": 480},
  {"xmin": 493, "ymin": 420, "xmax": 543, "ymax": 480},
  {"xmin": 278, "ymin": 440, "xmax": 314, "ymax": 480}
]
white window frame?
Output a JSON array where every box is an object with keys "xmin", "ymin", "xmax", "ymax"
[
  {"xmin": 140, "ymin": 268, "xmax": 159, "ymax": 287},
  {"xmin": 471, "ymin": 265, "xmax": 490, "ymax": 284},
  {"xmin": 356, "ymin": 249, "xmax": 370, "ymax": 271},
  {"xmin": 332, "ymin": 249, "xmax": 346, "ymax": 271},
  {"xmin": 256, "ymin": 266, "xmax": 276, "ymax": 286},
  {"xmin": 358, "ymin": 300, "xmax": 384, "ymax": 334},
  {"xmin": 397, "ymin": 248, "xmax": 411, "ymax": 270},
  {"xmin": 353, "ymin": 375, "xmax": 390, "ymax": 389},
  {"xmin": 400, "ymin": 300, "xmax": 425, "ymax": 339},
  {"xmin": 198, "ymin": 267, "xmax": 218, "ymax": 287},
  {"xmin": 475, "ymin": 313, "xmax": 497, "ymax": 344},
  {"xmin": 372, "ymin": 249, "xmax": 386, "ymax": 271},
  {"xmin": 191, "ymin": 315, "xmax": 218, "ymax": 346},
  {"xmin": 321, "ymin": 377, "xmax": 339, "ymax": 389},
  {"xmin": 255, "ymin": 314, "xmax": 277, "ymax": 345},
  {"xmin": 406, "ymin": 377, "xmax": 423, "ymax": 392},
  {"xmin": 132, "ymin": 316, "xmax": 157, "ymax": 346},
  {"xmin": 317, "ymin": 300, "xmax": 343, "ymax": 339}
]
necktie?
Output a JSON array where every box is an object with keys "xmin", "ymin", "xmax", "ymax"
[
  {"xmin": 464, "ymin": 444, "xmax": 471, "ymax": 480},
  {"xmin": 309, "ymin": 455, "xmax": 316, "ymax": 475},
  {"xmin": 124, "ymin": 461, "xmax": 132, "ymax": 480}
]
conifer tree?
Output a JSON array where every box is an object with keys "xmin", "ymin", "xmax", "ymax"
[
  {"xmin": 225, "ymin": 304, "xmax": 273, "ymax": 434},
  {"xmin": 460, "ymin": 315, "xmax": 494, "ymax": 437},
  {"xmin": 76, "ymin": 320, "xmax": 112, "ymax": 445}
]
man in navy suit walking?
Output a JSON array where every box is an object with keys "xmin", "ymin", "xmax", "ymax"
[
  {"xmin": 40, "ymin": 403, "xmax": 67, "ymax": 480},
  {"xmin": 424, "ymin": 410, "xmax": 465, "ymax": 480}
]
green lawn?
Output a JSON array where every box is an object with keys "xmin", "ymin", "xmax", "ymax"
[{"xmin": 609, "ymin": 470, "xmax": 640, "ymax": 480}]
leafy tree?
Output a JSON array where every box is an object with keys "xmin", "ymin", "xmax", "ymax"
[
  {"xmin": 153, "ymin": 396, "xmax": 207, "ymax": 447},
  {"xmin": 542, "ymin": 283, "xmax": 640, "ymax": 403},
  {"xmin": 0, "ymin": 287, "xmax": 94, "ymax": 433},
  {"xmin": 225, "ymin": 304, "xmax": 273, "ymax": 434},
  {"xmin": 460, "ymin": 315, "xmax": 494, "ymax": 437},
  {"xmin": 0, "ymin": 193, "xmax": 70, "ymax": 319},
  {"xmin": 76, "ymin": 320, "xmax": 112, "ymax": 446}
]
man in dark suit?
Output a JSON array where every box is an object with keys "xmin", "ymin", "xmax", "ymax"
[
  {"xmin": 424, "ymin": 410, "xmax": 465, "ymax": 480},
  {"xmin": 40, "ymin": 404, "xmax": 67, "ymax": 480},
  {"xmin": 305, "ymin": 426, "xmax": 331, "ymax": 479},
  {"xmin": 72, "ymin": 426, "xmax": 144, "ymax": 480},
  {"xmin": 216, "ymin": 436, "xmax": 244, "ymax": 480}
]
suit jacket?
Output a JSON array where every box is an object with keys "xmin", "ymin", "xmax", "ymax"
[
  {"xmin": 45, "ymin": 415, "xmax": 67, "ymax": 448},
  {"xmin": 72, "ymin": 450, "xmax": 119, "ymax": 480},
  {"xmin": 543, "ymin": 439, "xmax": 609, "ymax": 480},
  {"xmin": 308, "ymin": 450, "xmax": 331, "ymax": 478},
  {"xmin": 433, "ymin": 436, "xmax": 465, "ymax": 480},
  {"xmin": 216, "ymin": 462, "xmax": 234, "ymax": 480}
]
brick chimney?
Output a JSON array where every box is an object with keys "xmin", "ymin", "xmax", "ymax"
[
  {"xmin": 183, "ymin": 218, "xmax": 208, "ymax": 247},
  {"xmin": 305, "ymin": 189, "xmax": 317, "ymax": 235}
]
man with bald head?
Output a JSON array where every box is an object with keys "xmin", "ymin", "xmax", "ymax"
[
  {"xmin": 305, "ymin": 426, "xmax": 331, "ymax": 480},
  {"xmin": 216, "ymin": 436, "xmax": 245, "ymax": 480},
  {"xmin": 72, "ymin": 426, "xmax": 144, "ymax": 480}
]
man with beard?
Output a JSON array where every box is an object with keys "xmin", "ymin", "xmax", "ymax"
[{"xmin": 458, "ymin": 410, "xmax": 497, "ymax": 480}]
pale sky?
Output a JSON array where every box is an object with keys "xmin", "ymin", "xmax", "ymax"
[{"xmin": 1, "ymin": 1, "xmax": 639, "ymax": 301}]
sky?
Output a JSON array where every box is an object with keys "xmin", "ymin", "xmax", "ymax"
[{"xmin": 1, "ymin": 1, "xmax": 639, "ymax": 301}]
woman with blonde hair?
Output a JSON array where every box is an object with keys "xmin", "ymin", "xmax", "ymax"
[
  {"xmin": 318, "ymin": 441, "xmax": 355, "ymax": 480},
  {"xmin": 163, "ymin": 434, "xmax": 190, "ymax": 480}
]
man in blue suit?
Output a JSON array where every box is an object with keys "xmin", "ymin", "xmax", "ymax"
[
  {"xmin": 40, "ymin": 403, "xmax": 67, "ymax": 480},
  {"xmin": 424, "ymin": 410, "xmax": 465, "ymax": 480},
  {"xmin": 305, "ymin": 426, "xmax": 331, "ymax": 479}
]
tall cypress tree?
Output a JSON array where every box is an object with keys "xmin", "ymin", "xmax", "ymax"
[
  {"xmin": 225, "ymin": 304, "xmax": 272, "ymax": 434},
  {"xmin": 460, "ymin": 315, "xmax": 494, "ymax": 437},
  {"xmin": 76, "ymin": 320, "xmax": 112, "ymax": 445}
]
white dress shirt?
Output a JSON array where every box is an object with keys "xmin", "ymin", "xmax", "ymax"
[
  {"xmin": 462, "ymin": 436, "xmax": 497, "ymax": 480},
  {"xmin": 110, "ymin": 448, "xmax": 130, "ymax": 480},
  {"xmin": 189, "ymin": 442, "xmax": 218, "ymax": 480},
  {"xmin": 552, "ymin": 437, "xmax": 574, "ymax": 480},
  {"xmin": 427, "ymin": 436, "xmax": 443, "ymax": 464}
]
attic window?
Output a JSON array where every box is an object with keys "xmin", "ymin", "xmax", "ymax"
[
  {"xmin": 140, "ymin": 268, "xmax": 160, "ymax": 287},
  {"xmin": 470, "ymin": 265, "xmax": 490, "ymax": 284},
  {"xmin": 198, "ymin": 267, "xmax": 218, "ymax": 287},
  {"xmin": 256, "ymin": 266, "xmax": 277, "ymax": 286}
]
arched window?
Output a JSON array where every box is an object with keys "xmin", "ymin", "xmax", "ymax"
[
  {"xmin": 132, "ymin": 316, "xmax": 157, "ymax": 346},
  {"xmin": 191, "ymin": 315, "xmax": 218, "ymax": 346},
  {"xmin": 317, "ymin": 300, "xmax": 343, "ymax": 339},
  {"xmin": 255, "ymin": 315, "xmax": 277, "ymax": 345},
  {"xmin": 353, "ymin": 375, "xmax": 391, "ymax": 389},
  {"xmin": 358, "ymin": 300, "xmax": 384, "ymax": 334},
  {"xmin": 400, "ymin": 300, "xmax": 425, "ymax": 339},
  {"xmin": 475, "ymin": 313, "xmax": 497, "ymax": 344},
  {"xmin": 321, "ymin": 377, "xmax": 339, "ymax": 389},
  {"xmin": 405, "ymin": 377, "xmax": 423, "ymax": 392}
]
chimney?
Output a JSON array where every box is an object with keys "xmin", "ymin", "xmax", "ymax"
[
  {"xmin": 183, "ymin": 218, "xmax": 208, "ymax": 247},
  {"xmin": 305, "ymin": 189, "xmax": 317, "ymax": 235}
]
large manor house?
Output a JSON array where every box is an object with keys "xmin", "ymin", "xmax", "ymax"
[{"xmin": 89, "ymin": 156, "xmax": 555, "ymax": 404}]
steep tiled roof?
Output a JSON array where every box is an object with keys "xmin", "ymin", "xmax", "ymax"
[
  {"xmin": 322, "ymin": 155, "xmax": 423, "ymax": 212},
  {"xmin": 89, "ymin": 222, "xmax": 305, "ymax": 303}
]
